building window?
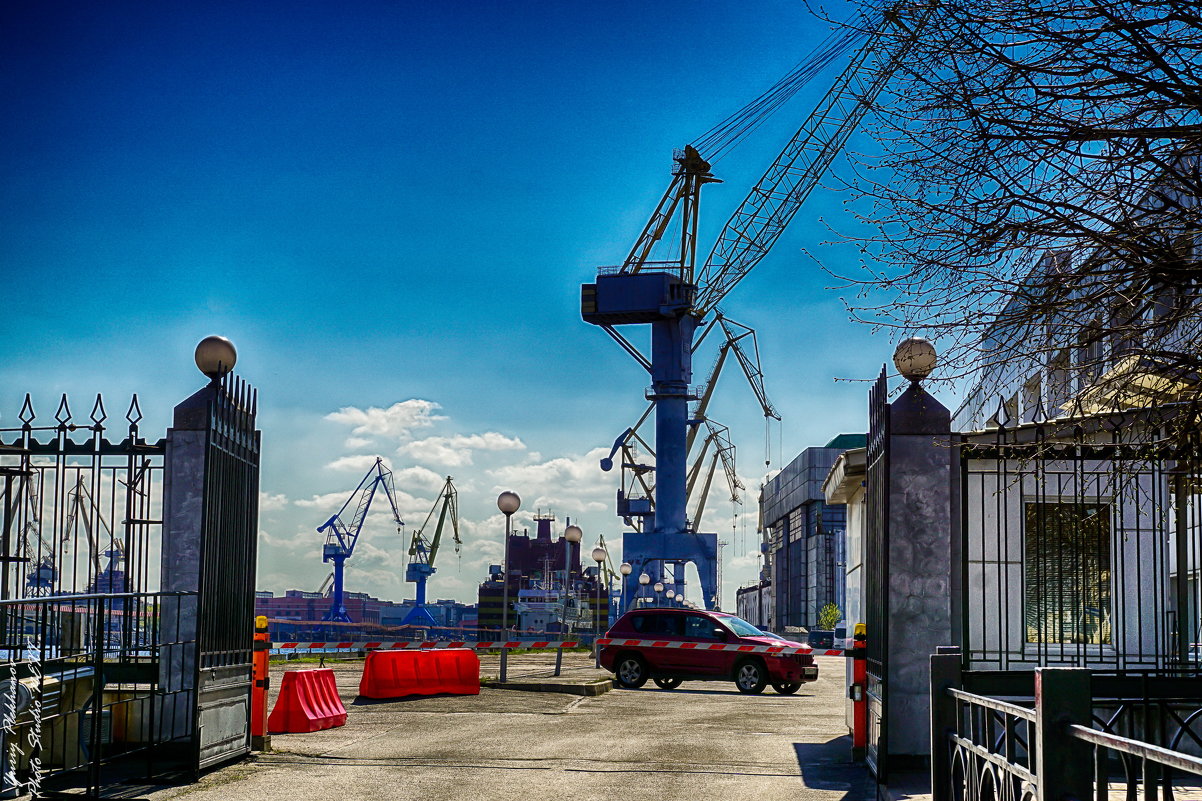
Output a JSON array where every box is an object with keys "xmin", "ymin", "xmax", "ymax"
[{"xmin": 1024, "ymin": 502, "xmax": 1112, "ymax": 644}]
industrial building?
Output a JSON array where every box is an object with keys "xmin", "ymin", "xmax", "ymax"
[
  {"xmin": 746, "ymin": 434, "xmax": 866, "ymax": 632},
  {"xmin": 477, "ymin": 513, "xmax": 605, "ymax": 633},
  {"xmin": 254, "ymin": 589, "xmax": 476, "ymax": 638}
]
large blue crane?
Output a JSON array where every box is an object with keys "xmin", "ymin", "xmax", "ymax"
[
  {"xmin": 581, "ymin": 7, "xmax": 929, "ymax": 610},
  {"xmin": 317, "ymin": 457, "xmax": 404, "ymax": 623},
  {"xmin": 399, "ymin": 476, "xmax": 461, "ymax": 629}
]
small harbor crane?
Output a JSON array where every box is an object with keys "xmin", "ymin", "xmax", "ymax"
[
  {"xmin": 317, "ymin": 457, "xmax": 404, "ymax": 623},
  {"xmin": 400, "ymin": 476, "xmax": 461, "ymax": 629}
]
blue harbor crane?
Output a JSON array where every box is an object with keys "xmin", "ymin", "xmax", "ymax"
[
  {"xmin": 400, "ymin": 476, "xmax": 461, "ymax": 629},
  {"xmin": 317, "ymin": 457, "xmax": 404, "ymax": 623},
  {"xmin": 581, "ymin": 7, "xmax": 929, "ymax": 609}
]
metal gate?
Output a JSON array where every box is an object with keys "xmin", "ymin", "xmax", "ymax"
[
  {"xmin": 0, "ymin": 393, "xmax": 202, "ymax": 797},
  {"xmin": 163, "ymin": 373, "xmax": 261, "ymax": 771},
  {"xmin": 864, "ymin": 367, "xmax": 889, "ymax": 777}
]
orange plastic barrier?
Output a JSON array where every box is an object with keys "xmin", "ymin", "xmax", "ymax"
[
  {"xmin": 267, "ymin": 668, "xmax": 348, "ymax": 734},
  {"xmin": 358, "ymin": 648, "xmax": 480, "ymax": 699}
]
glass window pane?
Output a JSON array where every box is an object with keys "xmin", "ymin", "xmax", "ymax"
[{"xmin": 1024, "ymin": 502, "xmax": 1112, "ymax": 644}]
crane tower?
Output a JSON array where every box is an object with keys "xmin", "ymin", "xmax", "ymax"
[{"xmin": 582, "ymin": 6, "xmax": 927, "ymax": 610}]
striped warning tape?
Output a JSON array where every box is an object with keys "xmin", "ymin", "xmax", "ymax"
[
  {"xmin": 272, "ymin": 640, "xmax": 582, "ymax": 651},
  {"xmin": 595, "ymin": 637, "xmax": 815, "ymax": 656}
]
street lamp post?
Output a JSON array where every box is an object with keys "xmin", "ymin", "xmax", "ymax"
[
  {"xmin": 619, "ymin": 562, "xmax": 632, "ymax": 614},
  {"xmin": 591, "ymin": 545, "xmax": 607, "ymax": 668},
  {"xmin": 638, "ymin": 572, "xmax": 651, "ymax": 608},
  {"xmin": 497, "ymin": 491, "xmax": 520, "ymax": 682},
  {"xmin": 666, "ymin": 589, "xmax": 676, "ymax": 607},
  {"xmin": 557, "ymin": 524, "xmax": 582, "ymax": 678},
  {"xmin": 653, "ymin": 581, "xmax": 664, "ymax": 607},
  {"xmin": 562, "ymin": 524, "xmax": 583, "ymax": 635}
]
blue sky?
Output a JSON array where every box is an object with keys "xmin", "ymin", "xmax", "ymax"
[{"xmin": 1, "ymin": 1, "xmax": 920, "ymax": 610}]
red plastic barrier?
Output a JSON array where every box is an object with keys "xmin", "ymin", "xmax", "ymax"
[
  {"xmin": 358, "ymin": 648, "xmax": 480, "ymax": 699},
  {"xmin": 267, "ymin": 668, "xmax": 348, "ymax": 734}
]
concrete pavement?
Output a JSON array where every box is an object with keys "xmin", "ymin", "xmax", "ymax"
[{"xmin": 146, "ymin": 654, "xmax": 871, "ymax": 801}]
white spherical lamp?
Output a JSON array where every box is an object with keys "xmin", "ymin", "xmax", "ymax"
[
  {"xmin": 564, "ymin": 525, "xmax": 582, "ymax": 544},
  {"xmin": 893, "ymin": 337, "xmax": 937, "ymax": 382},
  {"xmin": 619, "ymin": 562, "xmax": 633, "ymax": 576},
  {"xmin": 195, "ymin": 336, "xmax": 237, "ymax": 378},
  {"xmin": 496, "ymin": 491, "xmax": 520, "ymax": 515},
  {"xmin": 638, "ymin": 573, "xmax": 651, "ymax": 586},
  {"xmin": 653, "ymin": 581, "xmax": 664, "ymax": 593},
  {"xmin": 591, "ymin": 546, "xmax": 607, "ymax": 564}
]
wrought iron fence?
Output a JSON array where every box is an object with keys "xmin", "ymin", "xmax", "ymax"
[
  {"xmin": 958, "ymin": 405, "xmax": 1202, "ymax": 672},
  {"xmin": 0, "ymin": 393, "xmax": 165, "ymax": 602},
  {"xmin": 0, "ymin": 590, "xmax": 196, "ymax": 799}
]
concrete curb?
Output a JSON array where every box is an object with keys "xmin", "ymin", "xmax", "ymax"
[{"xmin": 480, "ymin": 678, "xmax": 613, "ymax": 696}]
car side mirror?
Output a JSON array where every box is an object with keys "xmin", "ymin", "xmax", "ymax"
[{"xmin": 712, "ymin": 627, "xmax": 727, "ymax": 641}]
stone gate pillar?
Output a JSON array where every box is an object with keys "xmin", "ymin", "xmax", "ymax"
[
  {"xmin": 867, "ymin": 338, "xmax": 957, "ymax": 776},
  {"xmin": 159, "ymin": 337, "xmax": 260, "ymax": 770}
]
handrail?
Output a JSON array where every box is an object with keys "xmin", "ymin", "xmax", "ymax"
[
  {"xmin": 948, "ymin": 687, "xmax": 1036, "ymax": 721},
  {"xmin": 1069, "ymin": 724, "xmax": 1202, "ymax": 775},
  {"xmin": 0, "ymin": 590, "xmax": 196, "ymax": 608}
]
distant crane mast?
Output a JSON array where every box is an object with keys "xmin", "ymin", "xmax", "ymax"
[
  {"xmin": 317, "ymin": 457, "xmax": 404, "ymax": 623},
  {"xmin": 582, "ymin": 5, "xmax": 928, "ymax": 610},
  {"xmin": 400, "ymin": 476, "xmax": 461, "ymax": 628}
]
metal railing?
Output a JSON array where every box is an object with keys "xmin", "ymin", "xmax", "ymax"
[
  {"xmin": 932, "ymin": 654, "xmax": 1202, "ymax": 801},
  {"xmin": 0, "ymin": 590, "xmax": 198, "ymax": 798}
]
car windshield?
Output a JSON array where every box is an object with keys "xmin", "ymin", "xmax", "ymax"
[{"xmin": 722, "ymin": 616, "xmax": 769, "ymax": 638}]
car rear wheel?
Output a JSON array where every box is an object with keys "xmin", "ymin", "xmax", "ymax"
[
  {"xmin": 772, "ymin": 681, "xmax": 801, "ymax": 695},
  {"xmin": 653, "ymin": 677, "xmax": 682, "ymax": 690},
  {"xmin": 614, "ymin": 654, "xmax": 649, "ymax": 688},
  {"xmin": 734, "ymin": 659, "xmax": 767, "ymax": 694}
]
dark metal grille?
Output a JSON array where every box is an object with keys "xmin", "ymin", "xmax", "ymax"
[
  {"xmin": 0, "ymin": 394, "xmax": 164, "ymax": 603},
  {"xmin": 959, "ymin": 407, "xmax": 1202, "ymax": 672},
  {"xmin": 865, "ymin": 365, "xmax": 890, "ymax": 775},
  {"xmin": 197, "ymin": 374, "xmax": 260, "ymax": 670}
]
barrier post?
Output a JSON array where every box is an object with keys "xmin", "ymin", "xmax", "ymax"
[
  {"xmin": 848, "ymin": 622, "xmax": 868, "ymax": 759},
  {"xmin": 251, "ymin": 615, "xmax": 271, "ymax": 751},
  {"xmin": 500, "ymin": 646, "xmax": 508, "ymax": 682},
  {"xmin": 554, "ymin": 646, "xmax": 563, "ymax": 677}
]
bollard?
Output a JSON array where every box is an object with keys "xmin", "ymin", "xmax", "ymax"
[
  {"xmin": 848, "ymin": 623, "xmax": 868, "ymax": 759},
  {"xmin": 500, "ymin": 647, "xmax": 508, "ymax": 683},
  {"xmin": 554, "ymin": 646, "xmax": 563, "ymax": 677},
  {"xmin": 251, "ymin": 616, "xmax": 271, "ymax": 751}
]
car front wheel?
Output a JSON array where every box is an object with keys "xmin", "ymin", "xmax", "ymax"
[
  {"xmin": 734, "ymin": 660, "xmax": 767, "ymax": 694},
  {"xmin": 653, "ymin": 677, "xmax": 682, "ymax": 690},
  {"xmin": 615, "ymin": 654, "xmax": 649, "ymax": 688},
  {"xmin": 772, "ymin": 681, "xmax": 801, "ymax": 695}
]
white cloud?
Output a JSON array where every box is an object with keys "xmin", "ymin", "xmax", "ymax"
[
  {"xmin": 486, "ymin": 447, "xmax": 612, "ymax": 515},
  {"xmin": 392, "ymin": 465, "xmax": 449, "ymax": 493},
  {"xmin": 293, "ymin": 491, "xmax": 356, "ymax": 510},
  {"xmin": 325, "ymin": 454, "xmax": 393, "ymax": 473},
  {"xmin": 398, "ymin": 432, "xmax": 525, "ymax": 467},
  {"xmin": 325, "ymin": 399, "xmax": 445, "ymax": 442},
  {"xmin": 259, "ymin": 492, "xmax": 288, "ymax": 512}
]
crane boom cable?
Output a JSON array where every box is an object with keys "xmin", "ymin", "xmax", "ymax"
[
  {"xmin": 695, "ymin": 4, "xmax": 932, "ymax": 314},
  {"xmin": 694, "ymin": 21, "xmax": 872, "ymax": 162}
]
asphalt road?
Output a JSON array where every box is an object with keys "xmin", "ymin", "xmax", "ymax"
[{"xmin": 146, "ymin": 654, "xmax": 870, "ymax": 801}]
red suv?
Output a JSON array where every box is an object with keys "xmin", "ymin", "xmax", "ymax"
[{"xmin": 599, "ymin": 608, "xmax": 818, "ymax": 694}]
